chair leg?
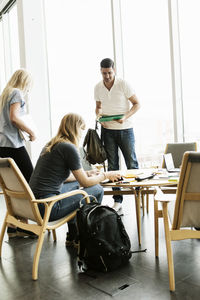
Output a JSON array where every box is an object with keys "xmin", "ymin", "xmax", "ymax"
[
  {"xmin": 32, "ymin": 204, "xmax": 53, "ymax": 280},
  {"xmin": 32, "ymin": 229, "xmax": 46, "ymax": 280},
  {"xmin": 52, "ymin": 229, "xmax": 57, "ymax": 241},
  {"xmin": 162, "ymin": 202, "xmax": 175, "ymax": 291},
  {"xmin": 0, "ymin": 215, "xmax": 7, "ymax": 257}
]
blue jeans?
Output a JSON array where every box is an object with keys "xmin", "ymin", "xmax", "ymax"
[
  {"xmin": 38, "ymin": 181, "xmax": 104, "ymax": 237},
  {"xmin": 102, "ymin": 127, "xmax": 138, "ymax": 203}
]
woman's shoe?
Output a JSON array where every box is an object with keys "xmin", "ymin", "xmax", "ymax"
[
  {"xmin": 194, "ymin": 227, "xmax": 200, "ymax": 230},
  {"xmin": 16, "ymin": 227, "xmax": 37, "ymax": 238},
  {"xmin": 7, "ymin": 227, "xmax": 17, "ymax": 238},
  {"xmin": 65, "ymin": 232, "xmax": 78, "ymax": 248}
]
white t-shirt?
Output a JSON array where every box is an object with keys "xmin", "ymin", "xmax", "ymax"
[{"xmin": 94, "ymin": 77, "xmax": 135, "ymax": 129}]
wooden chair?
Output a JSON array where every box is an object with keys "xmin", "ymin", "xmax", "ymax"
[
  {"xmin": 141, "ymin": 142, "xmax": 197, "ymax": 215},
  {"xmin": 0, "ymin": 157, "xmax": 90, "ymax": 280},
  {"xmin": 154, "ymin": 151, "xmax": 200, "ymax": 291},
  {"xmin": 162, "ymin": 142, "xmax": 197, "ymax": 168}
]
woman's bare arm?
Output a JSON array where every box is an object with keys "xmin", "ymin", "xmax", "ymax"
[
  {"xmin": 72, "ymin": 168, "xmax": 122, "ymax": 187},
  {"xmin": 10, "ymin": 102, "xmax": 36, "ymax": 141}
]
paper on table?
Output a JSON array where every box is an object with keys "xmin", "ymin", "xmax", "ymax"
[{"xmin": 124, "ymin": 174, "xmax": 138, "ymax": 178}]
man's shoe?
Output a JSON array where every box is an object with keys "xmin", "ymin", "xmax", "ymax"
[
  {"xmin": 65, "ymin": 232, "xmax": 78, "ymax": 248},
  {"xmin": 112, "ymin": 202, "xmax": 122, "ymax": 212},
  {"xmin": 7, "ymin": 227, "xmax": 17, "ymax": 238},
  {"xmin": 16, "ymin": 227, "xmax": 38, "ymax": 238}
]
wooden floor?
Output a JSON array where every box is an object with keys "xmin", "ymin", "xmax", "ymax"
[{"xmin": 0, "ymin": 193, "xmax": 200, "ymax": 300}]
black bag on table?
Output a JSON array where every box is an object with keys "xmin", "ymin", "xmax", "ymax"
[{"xmin": 76, "ymin": 200, "xmax": 132, "ymax": 272}]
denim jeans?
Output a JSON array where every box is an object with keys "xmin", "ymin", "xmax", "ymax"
[
  {"xmin": 38, "ymin": 181, "xmax": 104, "ymax": 237},
  {"xmin": 102, "ymin": 127, "xmax": 138, "ymax": 203}
]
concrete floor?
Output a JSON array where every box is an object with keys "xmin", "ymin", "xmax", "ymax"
[{"xmin": 0, "ymin": 193, "xmax": 200, "ymax": 300}]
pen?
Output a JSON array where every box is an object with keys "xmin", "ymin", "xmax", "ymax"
[{"xmin": 116, "ymin": 181, "xmax": 130, "ymax": 184}]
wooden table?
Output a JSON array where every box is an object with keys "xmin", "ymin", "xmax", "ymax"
[{"xmin": 102, "ymin": 170, "xmax": 178, "ymax": 245}]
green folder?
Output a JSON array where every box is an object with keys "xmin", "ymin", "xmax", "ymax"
[{"xmin": 99, "ymin": 114, "xmax": 124, "ymax": 122}]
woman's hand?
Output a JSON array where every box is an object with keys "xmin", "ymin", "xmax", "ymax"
[
  {"xmin": 104, "ymin": 171, "xmax": 122, "ymax": 182},
  {"xmin": 29, "ymin": 132, "xmax": 36, "ymax": 141},
  {"xmin": 116, "ymin": 116, "xmax": 126, "ymax": 124}
]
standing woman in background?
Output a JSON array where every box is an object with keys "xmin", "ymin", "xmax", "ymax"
[{"xmin": 0, "ymin": 69, "xmax": 36, "ymax": 238}]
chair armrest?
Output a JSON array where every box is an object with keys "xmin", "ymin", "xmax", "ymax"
[
  {"xmin": 154, "ymin": 187, "xmax": 176, "ymax": 202},
  {"xmin": 32, "ymin": 189, "xmax": 89, "ymax": 204}
]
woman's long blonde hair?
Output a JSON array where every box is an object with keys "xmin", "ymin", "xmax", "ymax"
[
  {"xmin": 0, "ymin": 69, "xmax": 33, "ymax": 113},
  {"xmin": 44, "ymin": 113, "xmax": 85, "ymax": 153}
]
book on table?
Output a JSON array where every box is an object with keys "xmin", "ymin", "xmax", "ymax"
[{"xmin": 98, "ymin": 114, "xmax": 124, "ymax": 122}]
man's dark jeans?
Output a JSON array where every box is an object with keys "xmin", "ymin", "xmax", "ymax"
[{"xmin": 102, "ymin": 127, "xmax": 138, "ymax": 203}]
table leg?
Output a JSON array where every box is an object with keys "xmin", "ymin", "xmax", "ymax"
[
  {"xmin": 134, "ymin": 188, "xmax": 141, "ymax": 246},
  {"xmin": 154, "ymin": 200, "xmax": 159, "ymax": 257}
]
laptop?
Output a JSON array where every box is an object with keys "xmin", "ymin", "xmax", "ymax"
[{"xmin": 163, "ymin": 153, "xmax": 180, "ymax": 173}]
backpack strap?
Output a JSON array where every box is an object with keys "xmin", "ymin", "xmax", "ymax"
[
  {"xmin": 79, "ymin": 195, "xmax": 97, "ymax": 208},
  {"xmin": 83, "ymin": 129, "xmax": 90, "ymax": 147},
  {"xmin": 131, "ymin": 249, "xmax": 147, "ymax": 253},
  {"xmin": 95, "ymin": 120, "xmax": 98, "ymax": 130}
]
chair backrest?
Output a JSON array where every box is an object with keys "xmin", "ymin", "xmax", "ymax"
[
  {"xmin": 162, "ymin": 142, "xmax": 197, "ymax": 168},
  {"xmin": 171, "ymin": 152, "xmax": 200, "ymax": 229},
  {"xmin": 0, "ymin": 157, "xmax": 42, "ymax": 224}
]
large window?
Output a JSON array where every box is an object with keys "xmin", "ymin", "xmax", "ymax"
[
  {"xmin": 0, "ymin": 20, "xmax": 6, "ymax": 92},
  {"xmin": 7, "ymin": 4, "xmax": 20, "ymax": 73},
  {"xmin": 121, "ymin": 0, "xmax": 174, "ymax": 166},
  {"xmin": 0, "ymin": 3, "xmax": 20, "ymax": 85},
  {"xmin": 178, "ymin": 0, "xmax": 200, "ymax": 144},
  {"xmin": 44, "ymin": 0, "xmax": 113, "ymax": 138}
]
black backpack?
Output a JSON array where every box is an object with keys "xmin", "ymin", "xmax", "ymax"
[
  {"xmin": 83, "ymin": 123, "xmax": 107, "ymax": 165},
  {"xmin": 76, "ymin": 201, "xmax": 132, "ymax": 272}
]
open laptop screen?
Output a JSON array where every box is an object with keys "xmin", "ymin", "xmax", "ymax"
[
  {"xmin": 164, "ymin": 153, "xmax": 174, "ymax": 170},
  {"xmin": 163, "ymin": 153, "xmax": 180, "ymax": 172}
]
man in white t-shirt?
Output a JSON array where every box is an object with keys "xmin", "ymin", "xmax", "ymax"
[{"xmin": 94, "ymin": 58, "xmax": 140, "ymax": 212}]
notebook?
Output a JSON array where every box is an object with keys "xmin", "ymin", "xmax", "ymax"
[
  {"xmin": 98, "ymin": 114, "xmax": 124, "ymax": 122},
  {"xmin": 163, "ymin": 153, "xmax": 180, "ymax": 173}
]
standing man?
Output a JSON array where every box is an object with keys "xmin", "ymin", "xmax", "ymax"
[{"xmin": 94, "ymin": 58, "xmax": 140, "ymax": 212}]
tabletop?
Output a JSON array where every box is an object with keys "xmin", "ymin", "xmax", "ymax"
[{"xmin": 101, "ymin": 168, "xmax": 179, "ymax": 189}]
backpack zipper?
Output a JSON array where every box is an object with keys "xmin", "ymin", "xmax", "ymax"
[{"xmin": 100, "ymin": 255, "xmax": 108, "ymax": 272}]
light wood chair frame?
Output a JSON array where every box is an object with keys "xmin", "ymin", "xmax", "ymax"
[
  {"xmin": 142, "ymin": 142, "xmax": 197, "ymax": 216},
  {"xmin": 154, "ymin": 151, "xmax": 200, "ymax": 291},
  {"xmin": 0, "ymin": 158, "xmax": 90, "ymax": 280}
]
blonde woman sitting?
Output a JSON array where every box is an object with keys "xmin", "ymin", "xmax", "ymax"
[{"xmin": 29, "ymin": 113, "xmax": 121, "ymax": 247}]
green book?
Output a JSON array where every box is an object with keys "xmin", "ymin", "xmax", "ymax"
[{"xmin": 99, "ymin": 114, "xmax": 124, "ymax": 122}]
